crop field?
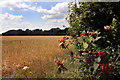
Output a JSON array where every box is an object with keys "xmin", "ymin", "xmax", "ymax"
[{"xmin": 2, "ymin": 36, "xmax": 74, "ymax": 78}]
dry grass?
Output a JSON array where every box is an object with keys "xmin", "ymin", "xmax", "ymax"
[{"xmin": 2, "ymin": 36, "xmax": 73, "ymax": 78}]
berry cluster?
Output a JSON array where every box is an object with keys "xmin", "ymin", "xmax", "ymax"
[
  {"xmin": 98, "ymin": 51, "xmax": 113, "ymax": 74},
  {"xmin": 60, "ymin": 38, "xmax": 66, "ymax": 47},
  {"xmin": 98, "ymin": 51, "xmax": 106, "ymax": 59},
  {"xmin": 80, "ymin": 31, "xmax": 97, "ymax": 37},
  {"xmin": 57, "ymin": 60, "xmax": 63, "ymax": 68},
  {"xmin": 100, "ymin": 62, "xmax": 113, "ymax": 74},
  {"xmin": 80, "ymin": 33, "xmax": 86, "ymax": 37},
  {"xmin": 79, "ymin": 56, "xmax": 85, "ymax": 62}
]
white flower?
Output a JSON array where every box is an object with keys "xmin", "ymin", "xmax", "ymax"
[
  {"xmin": 104, "ymin": 26, "xmax": 114, "ymax": 29},
  {"xmin": 23, "ymin": 66, "xmax": 29, "ymax": 70}
]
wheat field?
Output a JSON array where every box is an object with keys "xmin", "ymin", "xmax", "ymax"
[{"xmin": 2, "ymin": 36, "xmax": 73, "ymax": 78}]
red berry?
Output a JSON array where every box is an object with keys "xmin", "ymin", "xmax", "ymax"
[
  {"xmin": 80, "ymin": 33, "xmax": 86, "ymax": 37},
  {"xmin": 100, "ymin": 63, "xmax": 113, "ymax": 74},
  {"xmin": 90, "ymin": 31, "xmax": 96, "ymax": 37},
  {"xmin": 61, "ymin": 44, "xmax": 64, "ymax": 46},
  {"xmin": 57, "ymin": 60, "xmax": 63, "ymax": 67},
  {"xmin": 60, "ymin": 38, "xmax": 66, "ymax": 43},
  {"xmin": 98, "ymin": 51, "xmax": 101, "ymax": 54},
  {"xmin": 79, "ymin": 56, "xmax": 85, "ymax": 61},
  {"xmin": 60, "ymin": 38, "xmax": 66, "ymax": 47},
  {"xmin": 98, "ymin": 51, "xmax": 106, "ymax": 59},
  {"xmin": 91, "ymin": 33, "xmax": 93, "ymax": 36}
]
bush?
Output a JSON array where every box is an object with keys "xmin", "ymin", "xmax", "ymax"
[{"xmin": 57, "ymin": 2, "xmax": 120, "ymax": 79}]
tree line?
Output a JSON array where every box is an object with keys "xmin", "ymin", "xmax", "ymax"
[{"xmin": 2, "ymin": 28, "xmax": 68, "ymax": 36}]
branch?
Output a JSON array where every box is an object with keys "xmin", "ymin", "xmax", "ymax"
[{"xmin": 112, "ymin": 52, "xmax": 120, "ymax": 66}]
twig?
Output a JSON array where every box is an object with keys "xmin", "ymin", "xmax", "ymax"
[
  {"xmin": 88, "ymin": 52, "xmax": 98, "ymax": 54},
  {"xmin": 112, "ymin": 52, "xmax": 120, "ymax": 66}
]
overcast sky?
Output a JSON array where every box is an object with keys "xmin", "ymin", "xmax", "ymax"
[{"xmin": 0, "ymin": 0, "xmax": 75, "ymax": 33}]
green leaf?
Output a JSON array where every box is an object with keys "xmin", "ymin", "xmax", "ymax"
[
  {"xmin": 70, "ymin": 51, "xmax": 74, "ymax": 57},
  {"xmin": 89, "ymin": 37, "xmax": 95, "ymax": 42},
  {"xmin": 57, "ymin": 67, "xmax": 61, "ymax": 74},
  {"xmin": 63, "ymin": 67, "xmax": 68, "ymax": 71},
  {"xmin": 77, "ymin": 37, "xmax": 83, "ymax": 43},
  {"xmin": 61, "ymin": 59, "xmax": 64, "ymax": 63},
  {"xmin": 65, "ymin": 38, "xmax": 69, "ymax": 41},
  {"xmin": 62, "ymin": 45, "xmax": 66, "ymax": 48},
  {"xmin": 93, "ymin": 63, "xmax": 99, "ymax": 72},
  {"xmin": 59, "ymin": 42, "xmax": 63, "ymax": 46},
  {"xmin": 116, "ymin": 61, "xmax": 120, "ymax": 66},
  {"xmin": 95, "ymin": 57, "xmax": 101, "ymax": 63},
  {"xmin": 95, "ymin": 37, "xmax": 101, "ymax": 41},
  {"xmin": 82, "ymin": 53, "xmax": 88, "ymax": 56},
  {"xmin": 83, "ymin": 42, "xmax": 88, "ymax": 49},
  {"xmin": 92, "ymin": 43, "xmax": 97, "ymax": 47}
]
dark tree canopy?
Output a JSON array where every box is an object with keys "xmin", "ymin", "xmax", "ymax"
[
  {"xmin": 67, "ymin": 2, "xmax": 120, "ymax": 35},
  {"xmin": 2, "ymin": 28, "xmax": 68, "ymax": 36}
]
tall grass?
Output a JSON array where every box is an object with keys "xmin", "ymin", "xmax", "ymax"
[{"xmin": 2, "ymin": 36, "xmax": 73, "ymax": 78}]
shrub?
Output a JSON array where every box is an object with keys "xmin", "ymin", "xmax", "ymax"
[{"xmin": 57, "ymin": 1, "xmax": 120, "ymax": 79}]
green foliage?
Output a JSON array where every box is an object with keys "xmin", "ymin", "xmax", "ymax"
[{"xmin": 58, "ymin": 1, "xmax": 120, "ymax": 79}]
